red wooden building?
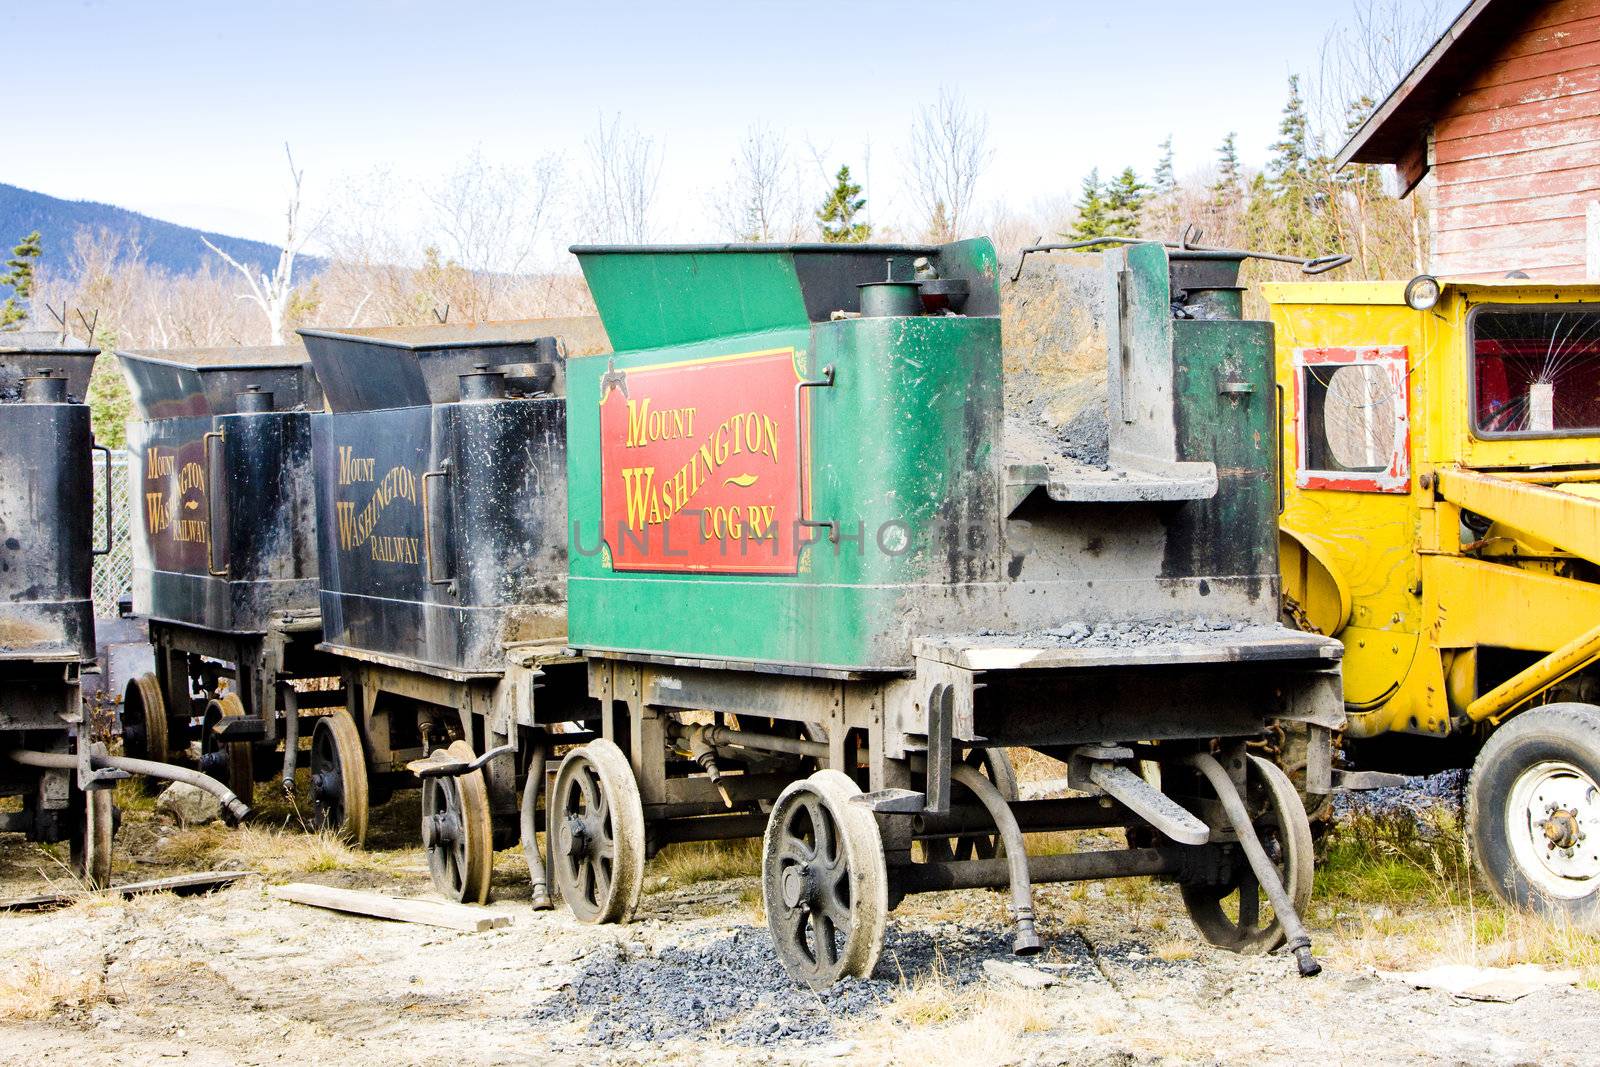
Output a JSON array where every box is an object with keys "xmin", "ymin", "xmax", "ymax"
[{"xmin": 1339, "ymin": 0, "xmax": 1600, "ymax": 279}]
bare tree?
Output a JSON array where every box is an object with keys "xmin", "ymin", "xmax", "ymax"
[
  {"xmin": 1314, "ymin": 0, "xmax": 1450, "ymax": 127},
  {"xmin": 582, "ymin": 113, "xmax": 661, "ymax": 243},
  {"xmin": 712, "ymin": 124, "xmax": 806, "ymax": 242},
  {"xmin": 907, "ymin": 88, "xmax": 994, "ymax": 241},
  {"xmin": 427, "ymin": 148, "xmax": 563, "ymax": 319},
  {"xmin": 429, "ymin": 148, "xmax": 561, "ymax": 273},
  {"xmin": 1312, "ymin": 0, "xmax": 1451, "ymax": 274},
  {"xmin": 203, "ymin": 143, "xmax": 307, "ymax": 345}
]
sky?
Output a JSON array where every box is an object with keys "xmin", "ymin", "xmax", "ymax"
[{"xmin": 5, "ymin": 0, "xmax": 1455, "ymax": 263}]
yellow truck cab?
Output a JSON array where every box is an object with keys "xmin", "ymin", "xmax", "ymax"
[{"xmin": 1269, "ymin": 278, "xmax": 1600, "ymax": 924}]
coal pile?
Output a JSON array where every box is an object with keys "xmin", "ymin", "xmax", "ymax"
[
  {"xmin": 1334, "ymin": 768, "xmax": 1467, "ymax": 824},
  {"xmin": 969, "ymin": 618, "xmax": 1287, "ymax": 650},
  {"xmin": 529, "ymin": 924, "xmax": 1038, "ymax": 1046},
  {"xmin": 1054, "ymin": 404, "xmax": 1110, "ymax": 468}
]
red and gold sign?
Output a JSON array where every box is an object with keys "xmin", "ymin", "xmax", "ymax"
[{"xmin": 598, "ymin": 348, "xmax": 808, "ymax": 573}]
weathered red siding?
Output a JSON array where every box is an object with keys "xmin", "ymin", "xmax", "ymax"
[{"xmin": 1430, "ymin": 0, "xmax": 1600, "ymax": 279}]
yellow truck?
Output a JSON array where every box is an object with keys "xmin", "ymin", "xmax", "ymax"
[{"xmin": 1268, "ymin": 277, "xmax": 1600, "ymax": 924}]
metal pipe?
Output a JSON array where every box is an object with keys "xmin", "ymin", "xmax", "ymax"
[
  {"xmin": 1466, "ymin": 619, "xmax": 1600, "ymax": 723},
  {"xmin": 279, "ymin": 684, "xmax": 300, "ymax": 795},
  {"xmin": 1184, "ymin": 752, "xmax": 1320, "ymax": 977},
  {"xmin": 521, "ymin": 735, "xmax": 551, "ymax": 909},
  {"xmin": 897, "ymin": 846, "xmax": 1173, "ymax": 893},
  {"xmin": 667, "ymin": 721, "xmax": 829, "ymax": 760},
  {"xmin": 1011, "ymin": 229, "xmax": 1350, "ymax": 281},
  {"xmin": 951, "ymin": 762, "xmax": 1040, "ymax": 955},
  {"xmin": 7, "ymin": 749, "xmax": 250, "ymax": 823}
]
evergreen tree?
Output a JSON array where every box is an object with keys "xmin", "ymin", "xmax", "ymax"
[
  {"xmin": 1269, "ymin": 75, "xmax": 1311, "ymax": 188},
  {"xmin": 1266, "ymin": 74, "xmax": 1334, "ymax": 254},
  {"xmin": 925, "ymin": 201, "xmax": 951, "ymax": 243},
  {"xmin": 0, "ymin": 230, "xmax": 41, "ymax": 329},
  {"xmin": 1152, "ymin": 137, "xmax": 1176, "ymax": 197},
  {"xmin": 1069, "ymin": 169, "xmax": 1112, "ymax": 243},
  {"xmin": 817, "ymin": 165, "xmax": 870, "ymax": 243},
  {"xmin": 1210, "ymin": 132, "xmax": 1242, "ymax": 206},
  {"xmin": 1105, "ymin": 167, "xmax": 1150, "ymax": 237}
]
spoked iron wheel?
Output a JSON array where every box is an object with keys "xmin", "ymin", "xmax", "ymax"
[
  {"xmin": 70, "ymin": 786, "xmax": 115, "ymax": 890},
  {"xmin": 308, "ymin": 709, "xmax": 369, "ymax": 845},
  {"xmin": 421, "ymin": 740, "xmax": 493, "ymax": 904},
  {"xmin": 199, "ymin": 693, "xmax": 255, "ymax": 803},
  {"xmin": 762, "ymin": 769, "xmax": 888, "ymax": 989},
  {"xmin": 550, "ymin": 738, "xmax": 644, "ymax": 924},
  {"xmin": 121, "ymin": 673, "xmax": 169, "ymax": 787},
  {"xmin": 920, "ymin": 749, "xmax": 1018, "ymax": 862},
  {"xmin": 1178, "ymin": 754, "xmax": 1313, "ymax": 953}
]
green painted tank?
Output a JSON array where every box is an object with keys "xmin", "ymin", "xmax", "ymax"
[{"xmin": 567, "ymin": 240, "xmax": 1282, "ymax": 672}]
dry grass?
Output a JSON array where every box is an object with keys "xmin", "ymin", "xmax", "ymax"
[
  {"xmin": 1153, "ymin": 937, "xmax": 1195, "ymax": 962},
  {"xmin": 0, "ymin": 961, "xmax": 108, "ymax": 1021},
  {"xmin": 156, "ymin": 823, "xmax": 383, "ymax": 879},
  {"xmin": 1314, "ymin": 808, "xmax": 1600, "ymax": 988},
  {"xmin": 869, "ymin": 974, "xmax": 1055, "ymax": 1067},
  {"xmin": 1007, "ymin": 747, "xmax": 1068, "ymax": 784},
  {"xmin": 647, "ymin": 839, "xmax": 761, "ymax": 890}
]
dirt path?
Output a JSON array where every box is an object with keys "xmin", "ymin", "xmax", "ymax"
[{"xmin": 1, "ymin": 819, "xmax": 1592, "ymax": 1067}]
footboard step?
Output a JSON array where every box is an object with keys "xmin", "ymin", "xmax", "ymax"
[
  {"xmin": 1, "ymin": 870, "xmax": 254, "ymax": 912},
  {"xmin": 848, "ymin": 788, "xmax": 925, "ymax": 813},
  {"xmin": 270, "ymin": 883, "xmax": 512, "ymax": 932}
]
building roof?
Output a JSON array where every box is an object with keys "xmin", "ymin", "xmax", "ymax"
[{"xmin": 1335, "ymin": 0, "xmax": 1543, "ymax": 169}]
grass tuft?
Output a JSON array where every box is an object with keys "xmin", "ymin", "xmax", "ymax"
[
  {"xmin": 156, "ymin": 823, "xmax": 379, "ymax": 879},
  {"xmin": 1314, "ymin": 807, "xmax": 1600, "ymax": 987},
  {"xmin": 0, "ymin": 961, "xmax": 107, "ymax": 1021},
  {"xmin": 647, "ymin": 839, "xmax": 761, "ymax": 890}
]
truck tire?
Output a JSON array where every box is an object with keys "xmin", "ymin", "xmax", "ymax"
[{"xmin": 1468, "ymin": 703, "xmax": 1600, "ymax": 926}]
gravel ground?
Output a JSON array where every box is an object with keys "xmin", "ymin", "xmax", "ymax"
[
  {"xmin": 2, "ymin": 790, "xmax": 1596, "ymax": 1065},
  {"xmin": 530, "ymin": 925, "xmax": 1093, "ymax": 1046}
]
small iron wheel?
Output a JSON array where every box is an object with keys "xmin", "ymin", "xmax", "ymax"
[
  {"xmin": 199, "ymin": 692, "xmax": 255, "ymax": 803},
  {"xmin": 121, "ymin": 673, "xmax": 169, "ymax": 785},
  {"xmin": 550, "ymin": 738, "xmax": 645, "ymax": 924},
  {"xmin": 762, "ymin": 769, "xmax": 888, "ymax": 989},
  {"xmin": 1180, "ymin": 754, "xmax": 1313, "ymax": 953},
  {"xmin": 70, "ymin": 786, "xmax": 115, "ymax": 890},
  {"xmin": 308, "ymin": 709, "xmax": 370, "ymax": 845},
  {"xmin": 921, "ymin": 749, "xmax": 1018, "ymax": 862},
  {"xmin": 421, "ymin": 740, "xmax": 495, "ymax": 904}
]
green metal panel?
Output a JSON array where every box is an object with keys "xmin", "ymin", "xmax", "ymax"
[
  {"xmin": 576, "ymin": 251, "xmax": 811, "ymax": 352},
  {"xmin": 565, "ymin": 310, "xmax": 1002, "ymax": 671},
  {"xmin": 1168, "ymin": 318, "xmax": 1278, "ymax": 584}
]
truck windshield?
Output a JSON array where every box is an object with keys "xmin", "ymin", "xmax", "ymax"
[{"xmin": 1473, "ymin": 306, "xmax": 1600, "ymax": 435}]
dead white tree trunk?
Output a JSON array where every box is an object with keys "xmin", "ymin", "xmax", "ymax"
[{"xmin": 203, "ymin": 143, "xmax": 305, "ymax": 345}]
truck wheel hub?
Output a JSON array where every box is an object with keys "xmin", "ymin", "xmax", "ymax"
[{"xmin": 1511, "ymin": 761, "xmax": 1600, "ymax": 893}]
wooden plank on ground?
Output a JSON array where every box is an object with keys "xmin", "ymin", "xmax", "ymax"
[
  {"xmin": 0, "ymin": 870, "xmax": 253, "ymax": 912},
  {"xmin": 269, "ymin": 882, "xmax": 511, "ymax": 932}
]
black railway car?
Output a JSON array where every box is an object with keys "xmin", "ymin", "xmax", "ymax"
[
  {"xmin": 118, "ymin": 345, "xmax": 344, "ymax": 811},
  {"xmin": 3, "ymin": 332, "xmax": 247, "ymax": 886},
  {"xmin": 297, "ymin": 318, "xmax": 605, "ymax": 893}
]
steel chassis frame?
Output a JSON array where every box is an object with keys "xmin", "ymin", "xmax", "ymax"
[{"xmin": 582, "ymin": 641, "xmax": 1342, "ymax": 950}]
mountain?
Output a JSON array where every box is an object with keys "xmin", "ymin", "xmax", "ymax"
[{"xmin": 0, "ymin": 182, "xmax": 323, "ymax": 279}]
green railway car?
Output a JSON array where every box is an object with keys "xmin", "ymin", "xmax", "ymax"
[{"xmin": 539, "ymin": 238, "xmax": 1347, "ymax": 987}]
